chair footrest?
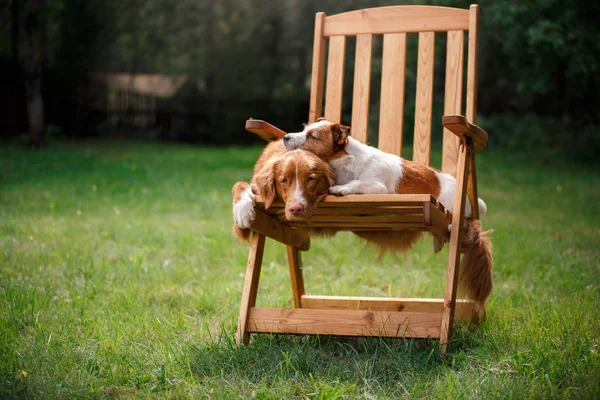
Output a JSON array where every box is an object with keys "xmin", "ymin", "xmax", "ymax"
[
  {"xmin": 247, "ymin": 307, "xmax": 442, "ymax": 338},
  {"xmin": 246, "ymin": 298, "xmax": 475, "ymax": 339}
]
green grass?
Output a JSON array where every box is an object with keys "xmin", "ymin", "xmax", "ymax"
[{"xmin": 1, "ymin": 139, "xmax": 599, "ymax": 399}]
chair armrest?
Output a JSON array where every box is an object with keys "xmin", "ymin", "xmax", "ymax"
[
  {"xmin": 442, "ymin": 115, "xmax": 488, "ymax": 150},
  {"xmin": 245, "ymin": 119, "xmax": 287, "ymax": 142}
]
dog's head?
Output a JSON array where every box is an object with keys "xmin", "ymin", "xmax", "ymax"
[
  {"xmin": 283, "ymin": 118, "xmax": 351, "ymax": 161},
  {"xmin": 254, "ymin": 149, "xmax": 334, "ymax": 220}
]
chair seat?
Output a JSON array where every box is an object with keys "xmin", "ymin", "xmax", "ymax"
[{"xmin": 255, "ymin": 194, "xmax": 452, "ymax": 239}]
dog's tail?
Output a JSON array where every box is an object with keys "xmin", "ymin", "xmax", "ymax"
[
  {"xmin": 354, "ymin": 231, "xmax": 423, "ymax": 256},
  {"xmin": 459, "ymin": 219, "xmax": 493, "ymax": 319}
]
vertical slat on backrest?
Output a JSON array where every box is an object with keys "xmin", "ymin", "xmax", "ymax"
[
  {"xmin": 324, "ymin": 36, "xmax": 346, "ymax": 123},
  {"xmin": 308, "ymin": 12, "xmax": 326, "ymax": 123},
  {"xmin": 413, "ymin": 32, "xmax": 435, "ymax": 165},
  {"xmin": 442, "ymin": 30, "xmax": 464, "ymax": 176},
  {"xmin": 466, "ymin": 5, "xmax": 480, "ymax": 219},
  {"xmin": 466, "ymin": 5, "xmax": 479, "ymax": 124},
  {"xmin": 351, "ymin": 34, "xmax": 372, "ymax": 144},
  {"xmin": 379, "ymin": 33, "xmax": 407, "ymax": 156}
]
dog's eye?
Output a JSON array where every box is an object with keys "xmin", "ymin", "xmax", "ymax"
[
  {"xmin": 306, "ymin": 176, "xmax": 315, "ymax": 183},
  {"xmin": 281, "ymin": 178, "xmax": 288, "ymax": 184},
  {"xmin": 306, "ymin": 132, "xmax": 314, "ymax": 139}
]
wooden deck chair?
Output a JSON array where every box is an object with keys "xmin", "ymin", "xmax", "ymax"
[{"xmin": 236, "ymin": 4, "xmax": 489, "ymax": 351}]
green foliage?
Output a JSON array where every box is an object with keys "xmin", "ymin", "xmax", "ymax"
[
  {"xmin": 1, "ymin": 0, "xmax": 598, "ymax": 148},
  {"xmin": 1, "ymin": 140, "xmax": 599, "ymax": 398},
  {"xmin": 479, "ymin": 114, "xmax": 600, "ymax": 163}
]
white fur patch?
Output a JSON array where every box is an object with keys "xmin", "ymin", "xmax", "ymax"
[
  {"xmin": 232, "ymin": 186, "xmax": 255, "ymax": 229},
  {"xmin": 329, "ymin": 137, "xmax": 404, "ymax": 194},
  {"xmin": 283, "ymin": 120, "xmax": 330, "ymax": 151},
  {"xmin": 435, "ymin": 170, "xmax": 488, "ymax": 218},
  {"xmin": 291, "ymin": 160, "xmax": 307, "ymax": 206}
]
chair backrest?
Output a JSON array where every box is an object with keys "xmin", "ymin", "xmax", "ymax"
[{"xmin": 308, "ymin": 5, "xmax": 480, "ymax": 177}]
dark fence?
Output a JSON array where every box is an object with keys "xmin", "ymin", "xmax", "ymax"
[{"xmin": 90, "ymin": 96, "xmax": 310, "ymax": 145}]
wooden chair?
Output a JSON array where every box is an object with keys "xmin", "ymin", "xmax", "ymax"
[{"xmin": 237, "ymin": 4, "xmax": 489, "ymax": 351}]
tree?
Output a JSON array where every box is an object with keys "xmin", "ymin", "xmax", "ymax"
[{"xmin": 23, "ymin": 0, "xmax": 45, "ymax": 147}]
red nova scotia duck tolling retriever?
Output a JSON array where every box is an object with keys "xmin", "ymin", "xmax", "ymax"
[
  {"xmin": 231, "ymin": 140, "xmax": 334, "ymax": 242},
  {"xmin": 283, "ymin": 118, "xmax": 493, "ymax": 315}
]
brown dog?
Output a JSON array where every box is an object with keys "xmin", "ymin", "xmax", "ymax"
[{"xmin": 232, "ymin": 140, "xmax": 334, "ymax": 241}]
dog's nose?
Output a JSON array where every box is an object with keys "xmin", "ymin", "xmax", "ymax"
[{"xmin": 289, "ymin": 204, "xmax": 304, "ymax": 217}]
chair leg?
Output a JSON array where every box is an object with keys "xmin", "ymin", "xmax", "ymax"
[
  {"xmin": 286, "ymin": 246, "xmax": 305, "ymax": 308},
  {"xmin": 440, "ymin": 141, "xmax": 471, "ymax": 352},
  {"xmin": 236, "ymin": 232, "xmax": 266, "ymax": 345}
]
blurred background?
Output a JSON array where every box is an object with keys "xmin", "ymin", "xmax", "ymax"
[{"xmin": 1, "ymin": 0, "xmax": 599, "ymax": 159}]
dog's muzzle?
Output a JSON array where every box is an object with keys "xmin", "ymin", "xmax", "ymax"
[{"xmin": 283, "ymin": 133, "xmax": 305, "ymax": 150}]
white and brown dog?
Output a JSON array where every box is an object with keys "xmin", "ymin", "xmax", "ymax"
[
  {"xmin": 283, "ymin": 119, "xmax": 486, "ymax": 216},
  {"xmin": 283, "ymin": 119, "xmax": 493, "ymax": 315}
]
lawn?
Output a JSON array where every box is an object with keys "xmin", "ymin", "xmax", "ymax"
[{"xmin": 1, "ymin": 139, "xmax": 599, "ymax": 399}]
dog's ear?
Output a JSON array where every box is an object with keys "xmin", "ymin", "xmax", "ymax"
[
  {"xmin": 332, "ymin": 124, "xmax": 351, "ymax": 146},
  {"xmin": 316, "ymin": 117, "xmax": 327, "ymax": 122},
  {"xmin": 323, "ymin": 163, "xmax": 335, "ymax": 187},
  {"xmin": 254, "ymin": 160, "xmax": 278, "ymax": 209}
]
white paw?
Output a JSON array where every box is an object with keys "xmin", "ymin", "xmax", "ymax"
[
  {"xmin": 233, "ymin": 189, "xmax": 255, "ymax": 228},
  {"xmin": 329, "ymin": 185, "xmax": 352, "ymax": 196}
]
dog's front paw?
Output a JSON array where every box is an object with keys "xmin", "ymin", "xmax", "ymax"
[
  {"xmin": 329, "ymin": 185, "xmax": 352, "ymax": 196},
  {"xmin": 233, "ymin": 189, "xmax": 255, "ymax": 229}
]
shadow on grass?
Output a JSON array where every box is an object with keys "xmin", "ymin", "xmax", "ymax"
[{"xmin": 188, "ymin": 322, "xmax": 486, "ymax": 392}]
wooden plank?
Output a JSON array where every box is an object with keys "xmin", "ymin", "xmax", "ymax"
[
  {"xmin": 247, "ymin": 307, "xmax": 442, "ymax": 338},
  {"xmin": 255, "ymin": 194, "xmax": 434, "ymax": 208},
  {"xmin": 286, "ymin": 247, "xmax": 305, "ymax": 308},
  {"xmin": 301, "ymin": 295, "xmax": 475, "ymax": 322},
  {"xmin": 440, "ymin": 141, "xmax": 470, "ymax": 351},
  {"xmin": 423, "ymin": 201, "xmax": 432, "ymax": 226},
  {"xmin": 467, "ymin": 151, "xmax": 479, "ymax": 219},
  {"xmin": 323, "ymin": 6, "xmax": 469, "ymax": 36},
  {"xmin": 309, "ymin": 12, "xmax": 327, "ymax": 123},
  {"xmin": 261, "ymin": 206, "xmax": 425, "ymax": 216},
  {"xmin": 236, "ymin": 233, "xmax": 266, "ymax": 345},
  {"xmin": 442, "ymin": 115, "xmax": 488, "ymax": 149},
  {"xmin": 429, "ymin": 204, "xmax": 452, "ymax": 239},
  {"xmin": 300, "ymin": 214, "xmax": 424, "ymax": 224},
  {"xmin": 462, "ymin": 6, "xmax": 481, "ymax": 221},
  {"xmin": 245, "ymin": 119, "xmax": 287, "ymax": 142},
  {"xmin": 351, "ymin": 34, "xmax": 373, "ymax": 144},
  {"xmin": 320, "ymin": 194, "xmax": 433, "ymax": 206},
  {"xmin": 324, "ymin": 35, "xmax": 346, "ymax": 123},
  {"xmin": 465, "ymin": 4, "xmax": 480, "ymax": 124},
  {"xmin": 442, "ymin": 30, "xmax": 464, "ymax": 177},
  {"xmin": 250, "ymin": 209, "xmax": 310, "ymax": 251},
  {"xmin": 313, "ymin": 205, "xmax": 424, "ymax": 215},
  {"xmin": 379, "ymin": 33, "xmax": 407, "ymax": 156},
  {"xmin": 287, "ymin": 222, "xmax": 425, "ymax": 229},
  {"xmin": 413, "ymin": 31, "xmax": 435, "ymax": 166}
]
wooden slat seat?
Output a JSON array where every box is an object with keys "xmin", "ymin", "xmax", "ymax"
[{"xmin": 254, "ymin": 194, "xmax": 451, "ymax": 236}]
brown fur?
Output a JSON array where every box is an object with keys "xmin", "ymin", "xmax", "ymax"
[
  {"xmin": 295, "ymin": 122, "xmax": 351, "ymax": 162},
  {"xmin": 395, "ymin": 160, "xmax": 441, "ymax": 198},
  {"xmin": 354, "ymin": 231, "xmax": 424, "ymax": 255},
  {"xmin": 459, "ymin": 219, "xmax": 494, "ymax": 319},
  {"xmin": 232, "ymin": 140, "xmax": 334, "ymax": 242},
  {"xmin": 254, "ymin": 149, "xmax": 334, "ymax": 219}
]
